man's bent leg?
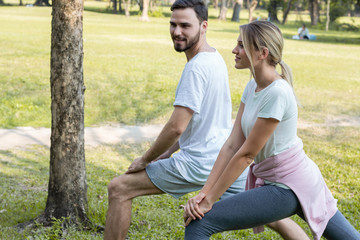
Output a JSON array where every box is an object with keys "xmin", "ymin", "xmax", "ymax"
[
  {"xmin": 104, "ymin": 170, "xmax": 164, "ymax": 240},
  {"xmin": 267, "ymin": 218, "xmax": 310, "ymax": 240}
]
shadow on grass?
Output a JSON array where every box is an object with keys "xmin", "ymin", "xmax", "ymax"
[{"xmin": 0, "ymin": 146, "xmax": 120, "ymax": 229}]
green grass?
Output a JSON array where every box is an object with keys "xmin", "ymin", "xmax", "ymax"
[
  {"xmin": 0, "ymin": 5, "xmax": 359, "ymax": 128},
  {"xmin": 0, "ymin": 127, "xmax": 359, "ymax": 239},
  {"xmin": 0, "ymin": 3, "xmax": 359, "ymax": 239}
]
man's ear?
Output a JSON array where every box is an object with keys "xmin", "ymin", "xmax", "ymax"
[{"xmin": 201, "ymin": 20, "xmax": 208, "ymax": 34}]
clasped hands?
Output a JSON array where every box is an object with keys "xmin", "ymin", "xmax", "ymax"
[{"xmin": 182, "ymin": 192, "xmax": 213, "ymax": 226}]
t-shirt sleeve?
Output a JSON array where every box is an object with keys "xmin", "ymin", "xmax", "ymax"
[
  {"xmin": 258, "ymin": 86, "xmax": 287, "ymax": 121},
  {"xmin": 173, "ymin": 70, "xmax": 206, "ymax": 114}
]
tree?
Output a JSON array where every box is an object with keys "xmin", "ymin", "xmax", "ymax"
[
  {"xmin": 16, "ymin": 0, "xmax": 92, "ymax": 233},
  {"xmin": 113, "ymin": 0, "xmax": 118, "ymax": 13},
  {"xmin": 326, "ymin": 0, "xmax": 330, "ymax": 31},
  {"xmin": 0, "ymin": 0, "xmax": 4, "ymax": 5},
  {"xmin": 268, "ymin": 0, "xmax": 280, "ymax": 22},
  {"xmin": 282, "ymin": 0, "xmax": 294, "ymax": 24},
  {"xmin": 218, "ymin": 0, "xmax": 228, "ymax": 20},
  {"xmin": 124, "ymin": 0, "xmax": 131, "ymax": 16},
  {"xmin": 34, "ymin": 0, "xmax": 51, "ymax": 6},
  {"xmin": 231, "ymin": 0, "xmax": 243, "ymax": 22},
  {"xmin": 248, "ymin": 0, "xmax": 258, "ymax": 22},
  {"xmin": 140, "ymin": 0, "xmax": 150, "ymax": 21},
  {"xmin": 309, "ymin": 0, "xmax": 320, "ymax": 25},
  {"xmin": 45, "ymin": 0, "xmax": 90, "ymax": 227}
]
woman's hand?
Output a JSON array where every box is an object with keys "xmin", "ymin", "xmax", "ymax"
[{"xmin": 183, "ymin": 193, "xmax": 213, "ymax": 226}]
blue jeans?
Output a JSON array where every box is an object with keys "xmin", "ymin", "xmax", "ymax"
[{"xmin": 185, "ymin": 185, "xmax": 360, "ymax": 240}]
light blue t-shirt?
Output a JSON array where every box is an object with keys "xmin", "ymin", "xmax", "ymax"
[
  {"xmin": 241, "ymin": 79, "xmax": 299, "ymax": 188},
  {"xmin": 241, "ymin": 79, "xmax": 299, "ymax": 164},
  {"xmin": 172, "ymin": 50, "xmax": 242, "ymax": 185}
]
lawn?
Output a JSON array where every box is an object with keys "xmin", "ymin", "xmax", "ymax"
[
  {"xmin": 0, "ymin": 126, "xmax": 359, "ymax": 239},
  {"xmin": 0, "ymin": 3, "xmax": 359, "ymax": 128},
  {"xmin": 0, "ymin": 2, "xmax": 359, "ymax": 239}
]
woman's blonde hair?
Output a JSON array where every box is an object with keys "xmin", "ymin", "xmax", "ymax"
[{"xmin": 240, "ymin": 21, "xmax": 297, "ymax": 99}]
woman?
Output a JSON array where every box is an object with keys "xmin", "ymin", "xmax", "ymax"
[{"xmin": 183, "ymin": 21, "xmax": 360, "ymax": 240}]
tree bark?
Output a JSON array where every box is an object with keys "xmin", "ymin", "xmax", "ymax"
[
  {"xmin": 46, "ymin": 0, "xmax": 89, "ymax": 225},
  {"xmin": 248, "ymin": 0, "xmax": 258, "ymax": 22},
  {"xmin": 268, "ymin": 0, "xmax": 279, "ymax": 22},
  {"xmin": 214, "ymin": 0, "xmax": 219, "ymax": 8},
  {"xmin": 113, "ymin": 0, "xmax": 117, "ymax": 13},
  {"xmin": 326, "ymin": 0, "xmax": 330, "ymax": 31},
  {"xmin": 125, "ymin": 0, "xmax": 131, "ymax": 16},
  {"xmin": 34, "ymin": 0, "xmax": 51, "ymax": 6},
  {"xmin": 231, "ymin": 0, "xmax": 242, "ymax": 22},
  {"xmin": 309, "ymin": 0, "xmax": 320, "ymax": 25},
  {"xmin": 218, "ymin": 0, "xmax": 228, "ymax": 20},
  {"xmin": 140, "ymin": 0, "xmax": 150, "ymax": 21},
  {"xmin": 282, "ymin": 0, "xmax": 293, "ymax": 24}
]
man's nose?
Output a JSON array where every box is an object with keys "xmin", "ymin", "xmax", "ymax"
[{"xmin": 173, "ymin": 26, "xmax": 182, "ymax": 36}]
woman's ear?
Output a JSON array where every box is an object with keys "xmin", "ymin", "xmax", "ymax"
[{"xmin": 259, "ymin": 47, "xmax": 269, "ymax": 60}]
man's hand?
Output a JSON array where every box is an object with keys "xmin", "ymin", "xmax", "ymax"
[{"xmin": 126, "ymin": 157, "xmax": 148, "ymax": 174}]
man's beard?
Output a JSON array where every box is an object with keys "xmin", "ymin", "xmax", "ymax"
[{"xmin": 173, "ymin": 30, "xmax": 201, "ymax": 53}]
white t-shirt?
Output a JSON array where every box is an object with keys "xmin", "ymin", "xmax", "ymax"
[
  {"xmin": 172, "ymin": 50, "xmax": 233, "ymax": 184},
  {"xmin": 241, "ymin": 79, "xmax": 299, "ymax": 164}
]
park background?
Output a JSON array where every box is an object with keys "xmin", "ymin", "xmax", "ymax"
[{"xmin": 0, "ymin": 0, "xmax": 359, "ymax": 239}]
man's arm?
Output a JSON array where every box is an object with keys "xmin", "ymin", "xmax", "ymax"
[
  {"xmin": 153, "ymin": 141, "xmax": 180, "ymax": 162},
  {"xmin": 126, "ymin": 106, "xmax": 193, "ymax": 173}
]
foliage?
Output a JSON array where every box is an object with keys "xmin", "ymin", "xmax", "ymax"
[
  {"xmin": 330, "ymin": 0, "xmax": 348, "ymax": 22},
  {"xmin": 0, "ymin": 126, "xmax": 359, "ymax": 239}
]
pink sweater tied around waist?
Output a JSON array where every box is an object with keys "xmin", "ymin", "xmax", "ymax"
[{"xmin": 245, "ymin": 139, "xmax": 338, "ymax": 240}]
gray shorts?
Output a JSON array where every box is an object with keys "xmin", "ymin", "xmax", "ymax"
[{"xmin": 145, "ymin": 157, "xmax": 246, "ymax": 199}]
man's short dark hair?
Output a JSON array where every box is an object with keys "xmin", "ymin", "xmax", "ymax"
[{"xmin": 171, "ymin": 0, "xmax": 208, "ymax": 22}]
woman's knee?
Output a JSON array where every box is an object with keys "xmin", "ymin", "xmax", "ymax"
[{"xmin": 185, "ymin": 219, "xmax": 213, "ymax": 240}]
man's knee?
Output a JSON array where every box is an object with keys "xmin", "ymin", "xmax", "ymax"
[{"xmin": 107, "ymin": 174, "xmax": 131, "ymax": 201}]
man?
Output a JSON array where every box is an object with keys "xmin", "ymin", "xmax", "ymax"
[
  {"xmin": 298, "ymin": 24, "xmax": 310, "ymax": 40},
  {"xmin": 104, "ymin": 0, "xmax": 309, "ymax": 239}
]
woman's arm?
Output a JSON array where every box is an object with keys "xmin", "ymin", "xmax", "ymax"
[
  {"xmin": 201, "ymin": 103, "xmax": 246, "ymax": 195},
  {"xmin": 205, "ymin": 116, "xmax": 279, "ymax": 204},
  {"xmin": 184, "ymin": 115, "xmax": 280, "ymax": 225},
  {"xmin": 184, "ymin": 103, "xmax": 246, "ymax": 221}
]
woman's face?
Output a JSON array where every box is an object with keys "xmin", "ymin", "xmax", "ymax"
[{"xmin": 232, "ymin": 34, "xmax": 251, "ymax": 69}]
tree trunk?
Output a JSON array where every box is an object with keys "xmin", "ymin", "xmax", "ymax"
[
  {"xmin": 125, "ymin": 0, "xmax": 131, "ymax": 16},
  {"xmin": 214, "ymin": 0, "xmax": 219, "ymax": 9},
  {"xmin": 326, "ymin": 0, "xmax": 330, "ymax": 31},
  {"xmin": 140, "ymin": 0, "xmax": 150, "ymax": 21},
  {"xmin": 113, "ymin": 0, "xmax": 117, "ymax": 13},
  {"xmin": 309, "ymin": 0, "xmax": 320, "ymax": 25},
  {"xmin": 268, "ymin": 0, "xmax": 279, "ymax": 22},
  {"xmin": 231, "ymin": 0, "xmax": 242, "ymax": 22},
  {"xmin": 248, "ymin": 0, "xmax": 258, "ymax": 22},
  {"xmin": 46, "ymin": 0, "xmax": 89, "ymax": 225},
  {"xmin": 20, "ymin": 0, "xmax": 23, "ymax": 6},
  {"xmin": 218, "ymin": 0, "xmax": 228, "ymax": 20},
  {"xmin": 34, "ymin": 0, "xmax": 51, "ymax": 6},
  {"xmin": 282, "ymin": 0, "xmax": 293, "ymax": 24}
]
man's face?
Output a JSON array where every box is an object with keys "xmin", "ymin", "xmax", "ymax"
[{"xmin": 170, "ymin": 8, "xmax": 202, "ymax": 53}]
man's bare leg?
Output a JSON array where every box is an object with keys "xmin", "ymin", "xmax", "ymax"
[
  {"xmin": 104, "ymin": 170, "xmax": 163, "ymax": 240},
  {"xmin": 267, "ymin": 218, "xmax": 310, "ymax": 240}
]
